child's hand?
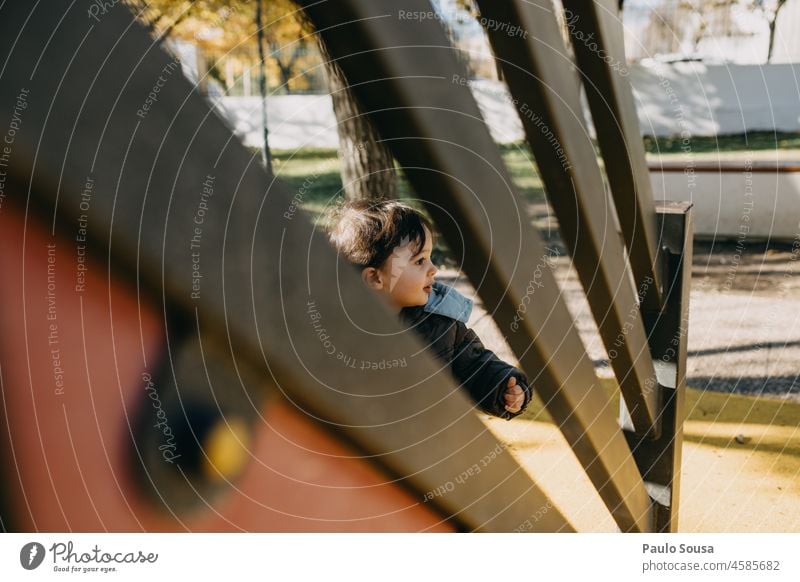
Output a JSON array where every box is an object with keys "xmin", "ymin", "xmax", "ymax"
[{"xmin": 503, "ymin": 376, "xmax": 525, "ymax": 414}]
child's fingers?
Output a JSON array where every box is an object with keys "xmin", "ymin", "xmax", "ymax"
[
  {"xmin": 504, "ymin": 378, "xmax": 525, "ymax": 413},
  {"xmin": 506, "ymin": 385, "xmax": 523, "ymax": 396},
  {"xmin": 504, "ymin": 394, "xmax": 523, "ymax": 412},
  {"xmin": 505, "ymin": 394, "xmax": 523, "ymax": 406}
]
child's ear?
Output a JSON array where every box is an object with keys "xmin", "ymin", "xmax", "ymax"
[{"xmin": 361, "ymin": 267, "xmax": 384, "ymax": 290}]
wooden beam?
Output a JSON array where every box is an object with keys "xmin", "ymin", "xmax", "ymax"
[{"xmin": 562, "ymin": 0, "xmax": 665, "ymax": 312}]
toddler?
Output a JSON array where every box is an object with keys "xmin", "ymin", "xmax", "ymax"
[{"xmin": 327, "ymin": 199, "xmax": 531, "ymax": 420}]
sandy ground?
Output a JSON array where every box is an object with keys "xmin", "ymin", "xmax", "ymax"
[{"xmin": 436, "ymin": 238, "xmax": 800, "ymax": 531}]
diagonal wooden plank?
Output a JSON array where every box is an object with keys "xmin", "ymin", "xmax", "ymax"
[
  {"xmin": 561, "ymin": 0, "xmax": 664, "ymax": 312},
  {"xmin": 298, "ymin": 0, "xmax": 653, "ymax": 531},
  {"xmin": 475, "ymin": 0, "xmax": 661, "ymax": 438},
  {"xmin": 0, "ymin": 0, "xmax": 570, "ymax": 533}
]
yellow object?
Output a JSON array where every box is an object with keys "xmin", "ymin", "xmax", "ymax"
[{"xmin": 203, "ymin": 418, "xmax": 251, "ymax": 482}]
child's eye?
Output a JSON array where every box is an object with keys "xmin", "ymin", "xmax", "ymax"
[{"xmin": 416, "ymin": 258, "xmax": 426, "ymax": 265}]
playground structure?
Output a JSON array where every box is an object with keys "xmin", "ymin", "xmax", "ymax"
[{"xmin": 0, "ymin": 0, "xmax": 691, "ymax": 532}]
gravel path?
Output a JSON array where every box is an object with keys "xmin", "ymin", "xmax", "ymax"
[{"xmin": 438, "ymin": 239, "xmax": 800, "ymax": 401}]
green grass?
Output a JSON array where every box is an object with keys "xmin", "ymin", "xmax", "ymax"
[
  {"xmin": 495, "ymin": 143, "xmax": 546, "ymax": 202},
  {"xmin": 272, "ymin": 142, "xmax": 547, "ymax": 218},
  {"xmin": 271, "ymin": 150, "xmax": 343, "ymax": 218}
]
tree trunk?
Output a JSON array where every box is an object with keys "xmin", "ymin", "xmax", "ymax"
[
  {"xmin": 767, "ymin": 0, "xmax": 787, "ymax": 63},
  {"xmin": 315, "ymin": 37, "xmax": 397, "ymax": 202},
  {"xmin": 256, "ymin": 0, "xmax": 273, "ymax": 173},
  {"xmin": 768, "ymin": 19, "xmax": 778, "ymax": 62}
]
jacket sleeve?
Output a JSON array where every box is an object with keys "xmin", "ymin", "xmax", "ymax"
[{"xmin": 448, "ymin": 321, "xmax": 532, "ymax": 420}]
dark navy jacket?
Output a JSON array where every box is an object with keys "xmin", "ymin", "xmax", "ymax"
[{"xmin": 400, "ymin": 282, "xmax": 531, "ymax": 420}]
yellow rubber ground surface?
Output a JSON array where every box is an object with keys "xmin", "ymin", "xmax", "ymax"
[{"xmin": 484, "ymin": 386, "xmax": 800, "ymax": 532}]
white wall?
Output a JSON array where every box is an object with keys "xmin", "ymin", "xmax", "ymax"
[
  {"xmin": 214, "ymin": 95, "xmax": 339, "ymax": 150},
  {"xmin": 213, "ymin": 62, "xmax": 800, "ymax": 149},
  {"xmin": 631, "ymin": 61, "xmax": 800, "ymax": 137},
  {"xmin": 771, "ymin": 0, "xmax": 800, "ymax": 64}
]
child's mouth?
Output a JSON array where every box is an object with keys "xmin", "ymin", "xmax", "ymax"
[{"xmin": 423, "ymin": 285, "xmax": 432, "ymax": 293}]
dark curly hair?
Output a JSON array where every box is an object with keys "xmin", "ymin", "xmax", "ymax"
[{"xmin": 326, "ymin": 199, "xmax": 433, "ymax": 269}]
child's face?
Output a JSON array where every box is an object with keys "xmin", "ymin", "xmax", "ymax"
[{"xmin": 364, "ymin": 226, "xmax": 438, "ymax": 310}]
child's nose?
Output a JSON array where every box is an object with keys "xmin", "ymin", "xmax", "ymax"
[{"xmin": 429, "ymin": 263, "xmax": 438, "ymax": 276}]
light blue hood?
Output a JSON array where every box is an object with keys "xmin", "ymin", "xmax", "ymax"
[{"xmin": 423, "ymin": 281, "xmax": 473, "ymax": 323}]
